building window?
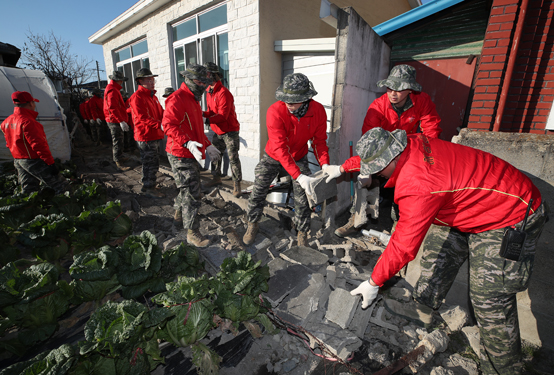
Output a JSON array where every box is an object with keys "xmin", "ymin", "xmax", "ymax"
[
  {"xmin": 171, "ymin": 3, "xmax": 229, "ymax": 88},
  {"xmin": 115, "ymin": 39, "xmax": 149, "ymax": 94}
]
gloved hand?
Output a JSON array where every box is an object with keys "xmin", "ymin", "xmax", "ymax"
[
  {"xmin": 356, "ymin": 174, "xmax": 372, "ymax": 190},
  {"xmin": 296, "ymin": 174, "xmax": 315, "ymax": 197},
  {"xmin": 120, "ymin": 121, "xmax": 129, "ymax": 132},
  {"xmin": 47, "ymin": 164, "xmax": 59, "ymax": 176},
  {"xmin": 323, "ymin": 164, "xmax": 343, "ymax": 183},
  {"xmin": 96, "ymin": 118, "xmax": 102, "ymax": 123},
  {"xmin": 185, "ymin": 141, "xmax": 203, "ymax": 162},
  {"xmin": 160, "ymin": 123, "xmax": 164, "ymax": 132},
  {"xmin": 84, "ymin": 119, "xmax": 89, "ymax": 125},
  {"xmin": 206, "ymin": 145, "xmax": 221, "ymax": 162},
  {"xmin": 350, "ymin": 280, "xmax": 379, "ymax": 309}
]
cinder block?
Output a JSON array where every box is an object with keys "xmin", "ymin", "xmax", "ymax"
[
  {"xmin": 308, "ymin": 170, "xmax": 338, "ymax": 206},
  {"xmin": 325, "ymin": 288, "xmax": 358, "ymax": 329}
]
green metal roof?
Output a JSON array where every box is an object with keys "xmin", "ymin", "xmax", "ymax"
[{"xmin": 382, "ymin": 0, "xmax": 491, "ymax": 62}]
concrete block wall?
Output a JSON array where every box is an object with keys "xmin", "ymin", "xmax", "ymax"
[
  {"xmin": 227, "ymin": 0, "xmax": 260, "ymax": 182},
  {"xmin": 467, "ymin": 0, "xmax": 554, "ymax": 133}
]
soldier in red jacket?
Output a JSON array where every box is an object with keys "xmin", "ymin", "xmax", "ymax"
[
  {"xmin": 202, "ymin": 62, "xmax": 243, "ymax": 197},
  {"xmin": 129, "ymin": 68, "xmax": 165, "ymax": 198},
  {"xmin": 349, "ymin": 127, "xmax": 547, "ymax": 375},
  {"xmin": 88, "ymin": 89, "xmax": 107, "ymax": 145},
  {"xmin": 162, "ymin": 64, "xmax": 221, "ymax": 247},
  {"xmin": 242, "ymin": 73, "xmax": 330, "ymax": 247},
  {"xmin": 1, "ymin": 91, "xmax": 68, "ymax": 194},
  {"xmin": 104, "ymin": 71, "xmax": 131, "ymax": 170},
  {"xmin": 326, "ymin": 64, "xmax": 443, "ymax": 238}
]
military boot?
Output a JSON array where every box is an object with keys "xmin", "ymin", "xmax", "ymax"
[
  {"xmin": 173, "ymin": 209, "xmax": 183, "ymax": 228},
  {"xmin": 233, "ymin": 181, "xmax": 242, "ymax": 197},
  {"xmin": 116, "ymin": 161, "xmax": 131, "ymax": 171},
  {"xmin": 243, "ymin": 222, "xmax": 258, "ymax": 245},
  {"xmin": 205, "ymin": 175, "xmax": 222, "ymax": 187},
  {"xmin": 187, "ymin": 229, "xmax": 209, "ymax": 248},
  {"xmin": 334, "ymin": 214, "xmax": 358, "ymax": 238},
  {"xmin": 297, "ymin": 231, "xmax": 309, "ymax": 247},
  {"xmin": 383, "ymin": 298, "xmax": 434, "ymax": 328}
]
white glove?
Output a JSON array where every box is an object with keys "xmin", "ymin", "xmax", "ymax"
[
  {"xmin": 206, "ymin": 145, "xmax": 221, "ymax": 162},
  {"xmin": 96, "ymin": 118, "xmax": 102, "ymax": 123},
  {"xmin": 296, "ymin": 174, "xmax": 315, "ymax": 197},
  {"xmin": 160, "ymin": 123, "xmax": 164, "ymax": 132},
  {"xmin": 84, "ymin": 119, "xmax": 89, "ymax": 125},
  {"xmin": 323, "ymin": 164, "xmax": 343, "ymax": 183},
  {"xmin": 356, "ymin": 174, "xmax": 372, "ymax": 190},
  {"xmin": 185, "ymin": 141, "xmax": 203, "ymax": 162},
  {"xmin": 350, "ymin": 280, "xmax": 379, "ymax": 309},
  {"xmin": 120, "ymin": 121, "xmax": 129, "ymax": 132}
]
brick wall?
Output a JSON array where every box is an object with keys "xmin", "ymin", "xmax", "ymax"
[{"xmin": 467, "ymin": 0, "xmax": 554, "ymax": 133}]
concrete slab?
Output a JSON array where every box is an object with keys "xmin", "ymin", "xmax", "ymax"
[
  {"xmin": 201, "ymin": 245, "xmax": 232, "ymax": 271},
  {"xmin": 265, "ymin": 261, "xmax": 312, "ymax": 305},
  {"xmin": 276, "ymin": 273, "xmax": 327, "ymax": 326},
  {"xmin": 281, "ymin": 246, "xmax": 329, "ymax": 271},
  {"xmin": 307, "ymin": 170, "xmax": 338, "ymax": 207},
  {"xmin": 303, "ymin": 321, "xmax": 362, "ymax": 361},
  {"xmin": 353, "ymin": 186, "xmax": 368, "ymax": 228},
  {"xmin": 325, "ymin": 288, "xmax": 358, "ymax": 329},
  {"xmin": 348, "ymin": 303, "xmax": 372, "ymax": 338}
]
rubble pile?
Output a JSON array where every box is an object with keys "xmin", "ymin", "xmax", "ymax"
[{"xmin": 65, "ymin": 145, "xmax": 484, "ymax": 374}]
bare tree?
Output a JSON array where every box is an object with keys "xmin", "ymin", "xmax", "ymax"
[{"xmin": 20, "ymin": 30, "xmax": 96, "ymax": 95}]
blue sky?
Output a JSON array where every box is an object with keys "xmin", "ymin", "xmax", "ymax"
[{"xmin": 1, "ymin": 0, "xmax": 137, "ymax": 80}]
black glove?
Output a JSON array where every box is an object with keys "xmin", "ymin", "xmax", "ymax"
[{"xmin": 47, "ymin": 164, "xmax": 59, "ymax": 176}]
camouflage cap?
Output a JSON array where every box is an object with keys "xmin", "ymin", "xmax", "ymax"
[
  {"xmin": 179, "ymin": 64, "xmax": 211, "ymax": 84},
  {"xmin": 162, "ymin": 87, "xmax": 175, "ymax": 98},
  {"xmin": 204, "ymin": 62, "xmax": 220, "ymax": 74},
  {"xmin": 357, "ymin": 128, "xmax": 407, "ymax": 176},
  {"xmin": 377, "ymin": 64, "xmax": 422, "ymax": 92},
  {"xmin": 135, "ymin": 68, "xmax": 158, "ymax": 81},
  {"xmin": 275, "ymin": 73, "xmax": 318, "ymax": 103},
  {"xmin": 109, "ymin": 70, "xmax": 128, "ymax": 81}
]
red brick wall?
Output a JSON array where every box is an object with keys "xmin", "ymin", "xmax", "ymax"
[{"xmin": 467, "ymin": 0, "xmax": 554, "ymax": 133}]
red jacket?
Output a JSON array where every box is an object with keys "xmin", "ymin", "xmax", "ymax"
[
  {"xmin": 88, "ymin": 95, "xmax": 105, "ymax": 121},
  {"xmin": 1, "ymin": 107, "xmax": 55, "ymax": 165},
  {"xmin": 265, "ymin": 100, "xmax": 330, "ymax": 179},
  {"xmin": 79, "ymin": 102, "xmax": 88, "ymax": 121},
  {"xmin": 129, "ymin": 85, "xmax": 164, "ymax": 142},
  {"xmin": 371, "ymin": 134, "xmax": 542, "ymax": 286},
  {"xmin": 204, "ymin": 81, "xmax": 240, "ymax": 135},
  {"xmin": 103, "ymin": 80, "xmax": 127, "ymax": 124},
  {"xmin": 162, "ymin": 82, "xmax": 211, "ymax": 159},
  {"xmin": 362, "ymin": 92, "xmax": 442, "ymax": 139},
  {"xmin": 84, "ymin": 99, "xmax": 93, "ymax": 120}
]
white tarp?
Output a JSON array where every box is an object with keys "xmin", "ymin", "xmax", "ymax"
[{"xmin": 0, "ymin": 67, "xmax": 71, "ymax": 162}]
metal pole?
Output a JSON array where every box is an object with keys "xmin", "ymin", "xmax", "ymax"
[{"xmin": 96, "ymin": 61, "xmax": 101, "ymax": 89}]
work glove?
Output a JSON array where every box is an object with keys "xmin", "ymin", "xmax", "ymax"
[
  {"xmin": 96, "ymin": 118, "xmax": 102, "ymax": 124},
  {"xmin": 47, "ymin": 164, "xmax": 59, "ymax": 176},
  {"xmin": 296, "ymin": 174, "xmax": 315, "ymax": 197},
  {"xmin": 184, "ymin": 141, "xmax": 203, "ymax": 162},
  {"xmin": 356, "ymin": 174, "xmax": 372, "ymax": 190},
  {"xmin": 350, "ymin": 280, "xmax": 379, "ymax": 309},
  {"xmin": 323, "ymin": 164, "xmax": 343, "ymax": 183},
  {"xmin": 120, "ymin": 121, "xmax": 129, "ymax": 132},
  {"xmin": 206, "ymin": 145, "xmax": 221, "ymax": 162},
  {"xmin": 84, "ymin": 119, "xmax": 89, "ymax": 125},
  {"xmin": 160, "ymin": 123, "xmax": 164, "ymax": 132}
]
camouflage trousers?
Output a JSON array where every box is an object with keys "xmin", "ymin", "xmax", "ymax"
[
  {"xmin": 168, "ymin": 154, "xmax": 202, "ymax": 230},
  {"xmin": 89, "ymin": 120, "xmax": 102, "ymax": 143},
  {"xmin": 246, "ymin": 153, "xmax": 312, "ymax": 233},
  {"xmin": 14, "ymin": 159, "xmax": 68, "ymax": 195},
  {"xmin": 211, "ymin": 131, "xmax": 242, "ymax": 181},
  {"xmin": 137, "ymin": 140, "xmax": 161, "ymax": 189},
  {"xmin": 413, "ymin": 203, "xmax": 548, "ymax": 375},
  {"xmin": 107, "ymin": 122, "xmax": 125, "ymax": 162}
]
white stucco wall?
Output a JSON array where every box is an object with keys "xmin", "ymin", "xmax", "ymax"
[{"xmin": 227, "ymin": 0, "xmax": 261, "ymax": 182}]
